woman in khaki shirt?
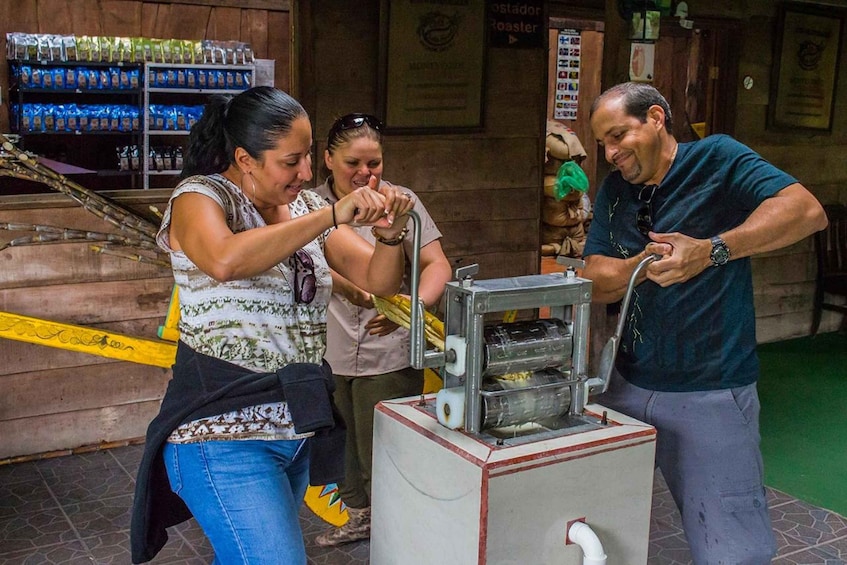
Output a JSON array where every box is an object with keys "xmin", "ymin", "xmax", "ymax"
[{"xmin": 312, "ymin": 113, "xmax": 451, "ymax": 546}]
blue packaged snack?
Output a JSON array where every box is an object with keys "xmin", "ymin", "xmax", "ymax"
[
  {"xmin": 54, "ymin": 104, "xmax": 68, "ymax": 132},
  {"xmin": 65, "ymin": 67, "xmax": 77, "ymax": 89},
  {"xmin": 19, "ymin": 65, "xmax": 32, "ymax": 87},
  {"xmin": 42, "ymin": 104, "xmax": 55, "ymax": 131},
  {"xmin": 65, "ymin": 104, "xmax": 80, "ymax": 132}
]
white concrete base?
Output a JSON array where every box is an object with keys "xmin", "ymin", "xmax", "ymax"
[{"xmin": 370, "ymin": 396, "xmax": 656, "ymax": 565}]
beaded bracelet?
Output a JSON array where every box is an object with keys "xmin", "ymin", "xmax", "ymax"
[{"xmin": 371, "ymin": 226, "xmax": 408, "ymax": 246}]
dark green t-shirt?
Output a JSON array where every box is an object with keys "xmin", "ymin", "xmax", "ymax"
[{"xmin": 584, "ymin": 134, "xmax": 797, "ymax": 391}]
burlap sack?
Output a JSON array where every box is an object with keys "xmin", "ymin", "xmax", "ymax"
[
  {"xmin": 559, "ymin": 222, "xmax": 587, "ymax": 258},
  {"xmin": 544, "ymin": 157, "xmax": 565, "ymax": 176},
  {"xmin": 542, "ymin": 196, "xmax": 584, "ymax": 227},
  {"xmin": 541, "ymin": 222, "xmax": 569, "ymax": 245},
  {"xmin": 545, "ymin": 120, "xmax": 587, "ymax": 163}
]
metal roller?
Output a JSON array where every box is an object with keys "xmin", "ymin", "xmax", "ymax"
[
  {"xmin": 483, "ymin": 319, "xmax": 572, "ymax": 377},
  {"xmin": 480, "ymin": 369, "xmax": 572, "ymax": 429}
]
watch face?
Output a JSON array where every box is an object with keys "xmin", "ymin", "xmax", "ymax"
[{"xmin": 711, "ymin": 240, "xmax": 730, "ymax": 265}]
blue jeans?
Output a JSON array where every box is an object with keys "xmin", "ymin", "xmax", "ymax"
[{"xmin": 163, "ymin": 438, "xmax": 310, "ymax": 565}]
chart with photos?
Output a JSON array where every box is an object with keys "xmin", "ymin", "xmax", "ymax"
[{"xmin": 554, "ymin": 30, "xmax": 581, "ymax": 121}]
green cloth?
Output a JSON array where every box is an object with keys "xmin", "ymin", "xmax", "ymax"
[{"xmin": 554, "ymin": 160, "xmax": 589, "ymax": 200}]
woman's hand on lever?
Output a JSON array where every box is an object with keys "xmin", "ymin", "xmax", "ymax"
[{"xmin": 334, "ymin": 175, "xmax": 413, "ymax": 236}]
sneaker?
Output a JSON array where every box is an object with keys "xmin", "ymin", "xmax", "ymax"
[{"xmin": 314, "ymin": 506, "xmax": 371, "ymax": 547}]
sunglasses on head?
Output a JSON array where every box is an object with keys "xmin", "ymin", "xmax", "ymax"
[
  {"xmin": 636, "ymin": 184, "xmax": 658, "ymax": 237},
  {"xmin": 290, "ymin": 249, "xmax": 316, "ymax": 304},
  {"xmin": 327, "ymin": 113, "xmax": 384, "ymax": 147}
]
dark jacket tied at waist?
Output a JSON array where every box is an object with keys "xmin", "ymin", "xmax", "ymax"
[{"xmin": 130, "ymin": 341, "xmax": 346, "ymax": 563}]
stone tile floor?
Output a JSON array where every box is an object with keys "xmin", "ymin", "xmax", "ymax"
[{"xmin": 1, "ymin": 442, "xmax": 846, "ymax": 564}]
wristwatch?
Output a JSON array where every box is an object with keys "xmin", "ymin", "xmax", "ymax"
[{"xmin": 709, "ymin": 236, "xmax": 731, "ymax": 267}]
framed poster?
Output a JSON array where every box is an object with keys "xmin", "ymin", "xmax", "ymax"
[
  {"xmin": 769, "ymin": 3, "xmax": 844, "ymax": 132},
  {"xmin": 378, "ymin": 0, "xmax": 486, "ymax": 132}
]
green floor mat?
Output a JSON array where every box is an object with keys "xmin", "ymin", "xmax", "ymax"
[{"xmin": 758, "ymin": 331, "xmax": 847, "ymax": 516}]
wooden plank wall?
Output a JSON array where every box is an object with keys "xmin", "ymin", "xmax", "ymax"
[
  {"xmin": 301, "ymin": 0, "xmax": 547, "ymax": 282},
  {"xmin": 0, "ymin": 0, "xmax": 291, "ymax": 132},
  {"xmin": 731, "ymin": 0, "xmax": 847, "ymax": 341},
  {"xmin": 0, "ymin": 193, "xmax": 173, "ymax": 459}
]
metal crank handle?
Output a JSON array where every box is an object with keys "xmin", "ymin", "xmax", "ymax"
[{"xmin": 588, "ymin": 253, "xmax": 661, "ymax": 397}]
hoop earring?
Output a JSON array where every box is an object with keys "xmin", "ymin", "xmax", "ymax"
[{"xmin": 244, "ymin": 171, "xmax": 257, "ymax": 204}]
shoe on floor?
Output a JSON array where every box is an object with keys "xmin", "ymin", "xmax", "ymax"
[{"xmin": 315, "ymin": 506, "xmax": 371, "ymax": 547}]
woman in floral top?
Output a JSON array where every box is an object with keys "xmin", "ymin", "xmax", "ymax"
[{"xmin": 131, "ymin": 86, "xmax": 413, "ymax": 565}]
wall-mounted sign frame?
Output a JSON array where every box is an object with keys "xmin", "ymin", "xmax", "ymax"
[
  {"xmin": 378, "ymin": 0, "xmax": 486, "ymax": 133},
  {"xmin": 769, "ymin": 2, "xmax": 844, "ymax": 132}
]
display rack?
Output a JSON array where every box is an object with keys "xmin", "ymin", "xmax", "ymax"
[
  {"xmin": 8, "ymin": 60, "xmax": 144, "ymax": 189},
  {"xmin": 143, "ymin": 62, "xmax": 254, "ymax": 189},
  {"xmin": 6, "ymin": 60, "xmax": 254, "ymax": 190}
]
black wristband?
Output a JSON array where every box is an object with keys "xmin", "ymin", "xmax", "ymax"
[{"xmin": 331, "ymin": 202, "xmax": 338, "ymax": 229}]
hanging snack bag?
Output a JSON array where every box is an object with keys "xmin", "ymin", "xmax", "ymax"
[
  {"xmin": 76, "ymin": 67, "xmax": 88, "ymax": 89},
  {"xmin": 77, "ymin": 36, "xmax": 92, "ymax": 62},
  {"xmin": 110, "ymin": 67, "xmax": 121, "ymax": 89},
  {"xmin": 119, "ymin": 37, "xmax": 132, "ymax": 62},
  {"xmin": 132, "ymin": 37, "xmax": 144, "ymax": 63},
  {"xmin": 54, "ymin": 104, "xmax": 67, "ymax": 132},
  {"xmin": 21, "ymin": 104, "xmax": 34, "ymax": 132},
  {"xmin": 87, "ymin": 69, "xmax": 99, "ymax": 89},
  {"xmin": 99, "ymin": 68, "xmax": 110, "ymax": 89},
  {"xmin": 66, "ymin": 104, "xmax": 80, "ymax": 132},
  {"xmin": 129, "ymin": 68, "xmax": 140, "ymax": 89},
  {"xmin": 100, "ymin": 36, "xmax": 113, "ymax": 62},
  {"xmin": 19, "ymin": 65, "xmax": 32, "ymax": 87},
  {"xmin": 99, "ymin": 105, "xmax": 110, "ymax": 131},
  {"xmin": 152, "ymin": 39, "xmax": 164, "ymax": 63},
  {"xmin": 47, "ymin": 35, "xmax": 63, "ymax": 61},
  {"xmin": 171, "ymin": 39, "xmax": 184, "ymax": 64},
  {"xmin": 42, "ymin": 104, "xmax": 55, "ymax": 132},
  {"xmin": 63, "ymin": 36, "xmax": 77, "ymax": 62},
  {"xmin": 65, "ymin": 67, "xmax": 76, "ymax": 89},
  {"xmin": 53, "ymin": 67, "xmax": 65, "ymax": 89},
  {"xmin": 42, "ymin": 67, "xmax": 54, "ymax": 88}
]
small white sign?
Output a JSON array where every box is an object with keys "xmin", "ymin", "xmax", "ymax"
[{"xmin": 629, "ymin": 42, "xmax": 655, "ymax": 82}]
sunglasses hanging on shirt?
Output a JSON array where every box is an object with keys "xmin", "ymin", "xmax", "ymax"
[{"xmin": 636, "ymin": 184, "xmax": 658, "ymax": 236}]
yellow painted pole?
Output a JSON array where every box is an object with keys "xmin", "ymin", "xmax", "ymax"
[
  {"xmin": 157, "ymin": 286, "xmax": 181, "ymax": 342},
  {"xmin": 0, "ymin": 310, "xmax": 177, "ymax": 368}
]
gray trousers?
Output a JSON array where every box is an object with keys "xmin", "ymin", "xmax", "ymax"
[{"xmin": 598, "ymin": 373, "xmax": 776, "ymax": 565}]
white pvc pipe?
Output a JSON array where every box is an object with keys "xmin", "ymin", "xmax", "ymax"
[{"xmin": 568, "ymin": 521, "xmax": 607, "ymax": 565}]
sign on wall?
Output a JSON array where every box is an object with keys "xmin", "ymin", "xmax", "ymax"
[
  {"xmin": 769, "ymin": 2, "xmax": 844, "ymax": 132},
  {"xmin": 488, "ymin": 0, "xmax": 545, "ymax": 49},
  {"xmin": 553, "ymin": 30, "xmax": 581, "ymax": 121},
  {"xmin": 379, "ymin": 0, "xmax": 486, "ymax": 131}
]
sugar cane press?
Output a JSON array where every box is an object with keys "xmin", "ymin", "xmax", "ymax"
[{"xmin": 370, "ymin": 211, "xmax": 658, "ymax": 565}]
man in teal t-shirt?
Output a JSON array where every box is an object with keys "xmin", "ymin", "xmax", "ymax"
[{"xmin": 584, "ymin": 82, "xmax": 827, "ymax": 564}]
